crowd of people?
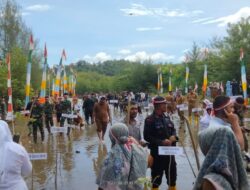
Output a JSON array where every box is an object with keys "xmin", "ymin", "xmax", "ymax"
[{"xmin": 0, "ymin": 88, "xmax": 250, "ymax": 190}]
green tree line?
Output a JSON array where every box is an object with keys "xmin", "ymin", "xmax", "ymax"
[{"xmin": 1, "ymin": 0, "xmax": 250, "ymax": 111}]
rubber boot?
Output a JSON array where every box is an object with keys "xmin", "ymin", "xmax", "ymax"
[{"xmin": 168, "ymin": 186, "xmax": 176, "ymax": 190}]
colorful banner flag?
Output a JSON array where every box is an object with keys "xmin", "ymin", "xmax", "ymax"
[
  {"xmin": 25, "ymin": 35, "xmax": 34, "ymax": 107},
  {"xmin": 72, "ymin": 75, "xmax": 76, "ymax": 96},
  {"xmin": 202, "ymin": 64, "xmax": 208, "ymax": 95},
  {"xmin": 54, "ymin": 49, "xmax": 66, "ymax": 96},
  {"xmin": 157, "ymin": 67, "xmax": 163, "ymax": 94},
  {"xmin": 52, "ymin": 78, "xmax": 55, "ymax": 97},
  {"xmin": 63, "ymin": 67, "xmax": 68, "ymax": 94},
  {"xmin": 169, "ymin": 68, "xmax": 172, "ymax": 92},
  {"xmin": 240, "ymin": 48, "xmax": 248, "ymax": 105},
  {"xmin": 68, "ymin": 66, "xmax": 73, "ymax": 95},
  {"xmin": 185, "ymin": 55, "xmax": 189, "ymax": 94},
  {"xmin": 39, "ymin": 44, "xmax": 47, "ymax": 104},
  {"xmin": 6, "ymin": 53, "xmax": 14, "ymax": 122}
]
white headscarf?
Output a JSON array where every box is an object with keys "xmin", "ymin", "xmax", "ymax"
[{"xmin": 0, "ymin": 120, "xmax": 12, "ymax": 180}]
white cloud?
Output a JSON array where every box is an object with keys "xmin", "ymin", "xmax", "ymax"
[
  {"xmin": 121, "ymin": 4, "xmax": 203, "ymax": 18},
  {"xmin": 191, "ymin": 17, "xmax": 213, "ymax": 23},
  {"xmin": 82, "ymin": 51, "xmax": 175, "ymax": 63},
  {"xmin": 182, "ymin": 48, "xmax": 190, "ymax": 53},
  {"xmin": 120, "ymin": 4, "xmax": 153, "ymax": 16},
  {"xmin": 83, "ymin": 52, "xmax": 112, "ymax": 63},
  {"xmin": 202, "ymin": 7, "xmax": 250, "ymax": 27},
  {"xmin": 26, "ymin": 4, "xmax": 51, "ymax": 12},
  {"xmin": 118, "ymin": 49, "xmax": 131, "ymax": 55},
  {"xmin": 21, "ymin": 12, "xmax": 31, "ymax": 16},
  {"xmin": 178, "ymin": 55, "xmax": 186, "ymax": 62},
  {"xmin": 124, "ymin": 51, "xmax": 174, "ymax": 62},
  {"xmin": 136, "ymin": 27, "xmax": 162, "ymax": 31}
]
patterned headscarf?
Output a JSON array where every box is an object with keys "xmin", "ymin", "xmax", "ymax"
[
  {"xmin": 193, "ymin": 124, "xmax": 249, "ymax": 190},
  {"xmin": 97, "ymin": 123, "xmax": 147, "ymax": 190}
]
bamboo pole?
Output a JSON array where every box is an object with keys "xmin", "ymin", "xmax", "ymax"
[
  {"xmin": 183, "ymin": 115, "xmax": 200, "ymax": 170},
  {"xmin": 178, "ymin": 140, "xmax": 197, "ymax": 178}
]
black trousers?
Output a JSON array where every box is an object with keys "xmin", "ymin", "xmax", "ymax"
[
  {"xmin": 56, "ymin": 113, "xmax": 62, "ymax": 123},
  {"xmin": 45, "ymin": 116, "xmax": 54, "ymax": 133},
  {"xmin": 151, "ymin": 155, "xmax": 177, "ymax": 188},
  {"xmin": 84, "ymin": 109, "xmax": 93, "ymax": 124},
  {"xmin": 60, "ymin": 116, "xmax": 72, "ymax": 135},
  {"xmin": 32, "ymin": 118, "xmax": 44, "ymax": 143}
]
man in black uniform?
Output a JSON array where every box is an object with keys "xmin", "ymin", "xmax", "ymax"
[{"xmin": 144, "ymin": 96, "xmax": 178, "ymax": 190}]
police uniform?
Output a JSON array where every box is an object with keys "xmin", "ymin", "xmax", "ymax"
[
  {"xmin": 30, "ymin": 100, "xmax": 44, "ymax": 143},
  {"xmin": 144, "ymin": 96, "xmax": 177, "ymax": 189},
  {"xmin": 44, "ymin": 98, "xmax": 54, "ymax": 133}
]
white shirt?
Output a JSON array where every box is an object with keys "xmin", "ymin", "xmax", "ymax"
[
  {"xmin": 199, "ymin": 110, "xmax": 212, "ymax": 131},
  {"xmin": 0, "ymin": 120, "xmax": 32, "ymax": 190},
  {"xmin": 0, "ymin": 143, "xmax": 32, "ymax": 190}
]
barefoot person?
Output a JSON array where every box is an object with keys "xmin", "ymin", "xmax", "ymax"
[{"xmin": 93, "ymin": 96, "xmax": 111, "ymax": 142}]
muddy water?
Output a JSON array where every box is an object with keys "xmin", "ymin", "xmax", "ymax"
[{"xmin": 13, "ymin": 108, "xmax": 206, "ymax": 190}]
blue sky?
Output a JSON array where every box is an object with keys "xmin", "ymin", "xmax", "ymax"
[{"xmin": 19, "ymin": 0, "xmax": 250, "ymax": 66}]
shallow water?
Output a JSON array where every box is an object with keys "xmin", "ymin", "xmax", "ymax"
[{"xmin": 11, "ymin": 107, "xmax": 227, "ymax": 190}]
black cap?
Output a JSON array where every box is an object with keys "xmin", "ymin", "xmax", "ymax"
[
  {"xmin": 45, "ymin": 96, "xmax": 49, "ymax": 98},
  {"xmin": 153, "ymin": 96, "xmax": 166, "ymax": 104},
  {"xmin": 63, "ymin": 92, "xmax": 68, "ymax": 96}
]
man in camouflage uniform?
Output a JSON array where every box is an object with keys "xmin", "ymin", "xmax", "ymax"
[
  {"xmin": 55, "ymin": 96, "xmax": 63, "ymax": 125},
  {"xmin": 187, "ymin": 88, "xmax": 198, "ymax": 123},
  {"xmin": 165, "ymin": 91, "xmax": 175, "ymax": 113},
  {"xmin": 25, "ymin": 96, "xmax": 35, "ymax": 136},
  {"xmin": 44, "ymin": 96, "xmax": 54, "ymax": 134},
  {"xmin": 60, "ymin": 93, "xmax": 72, "ymax": 135},
  {"xmin": 175, "ymin": 90, "xmax": 185, "ymax": 124},
  {"xmin": 30, "ymin": 97, "xmax": 44, "ymax": 143}
]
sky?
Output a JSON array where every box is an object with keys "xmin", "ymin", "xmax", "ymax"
[{"xmin": 18, "ymin": 0, "xmax": 250, "ymax": 66}]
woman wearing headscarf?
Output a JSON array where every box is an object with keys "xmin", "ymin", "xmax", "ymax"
[
  {"xmin": 96, "ymin": 123, "xmax": 148, "ymax": 190},
  {"xmin": 193, "ymin": 96, "xmax": 249, "ymax": 190},
  {"xmin": 0, "ymin": 120, "xmax": 32, "ymax": 190}
]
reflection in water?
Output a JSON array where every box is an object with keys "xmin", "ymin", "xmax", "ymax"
[
  {"xmin": 93, "ymin": 144, "xmax": 108, "ymax": 177},
  {"xmin": 15, "ymin": 108, "xmax": 222, "ymax": 190}
]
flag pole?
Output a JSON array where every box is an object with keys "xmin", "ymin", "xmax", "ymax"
[
  {"xmin": 6, "ymin": 53, "xmax": 15, "ymax": 134},
  {"xmin": 240, "ymin": 48, "xmax": 248, "ymax": 105}
]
